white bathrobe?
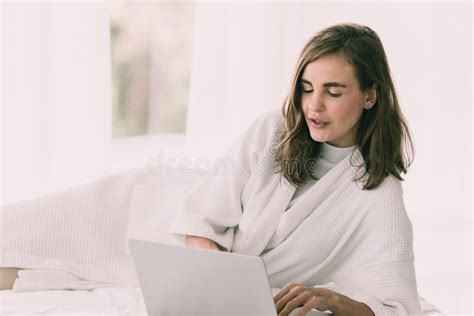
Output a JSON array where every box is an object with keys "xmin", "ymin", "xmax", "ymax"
[{"xmin": 169, "ymin": 110, "xmax": 422, "ymax": 315}]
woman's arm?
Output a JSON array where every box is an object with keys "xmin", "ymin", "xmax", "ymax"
[
  {"xmin": 331, "ymin": 291, "xmax": 375, "ymax": 316},
  {"xmin": 169, "ymin": 111, "xmax": 282, "ymax": 251},
  {"xmin": 276, "ymin": 178, "xmax": 421, "ymax": 316}
]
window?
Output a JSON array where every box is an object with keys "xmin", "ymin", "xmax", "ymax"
[{"xmin": 107, "ymin": 1, "xmax": 195, "ymax": 137}]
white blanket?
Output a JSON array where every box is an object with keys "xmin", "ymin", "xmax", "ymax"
[
  {"xmin": 12, "ymin": 270, "xmax": 119, "ymax": 292},
  {"xmin": 0, "ymin": 287, "xmax": 148, "ymax": 315},
  {"xmin": 169, "ymin": 110, "xmax": 424, "ymax": 315},
  {"xmin": 0, "ymin": 164, "xmax": 204, "ymax": 292},
  {"xmin": 0, "ymin": 170, "xmax": 142, "ymax": 288}
]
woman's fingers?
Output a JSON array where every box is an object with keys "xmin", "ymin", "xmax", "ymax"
[
  {"xmin": 273, "ymin": 282, "xmax": 298, "ymax": 303},
  {"xmin": 277, "ymin": 289, "xmax": 314, "ymax": 316},
  {"xmin": 275, "ymin": 283, "xmax": 313, "ymax": 313},
  {"xmin": 296, "ymin": 296, "xmax": 319, "ymax": 316},
  {"xmin": 274, "ymin": 283, "xmax": 337, "ymax": 316},
  {"xmin": 275, "ymin": 285, "xmax": 303, "ymax": 312}
]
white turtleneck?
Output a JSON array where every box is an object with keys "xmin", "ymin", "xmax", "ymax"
[{"xmin": 287, "ymin": 142, "xmax": 356, "ymax": 209}]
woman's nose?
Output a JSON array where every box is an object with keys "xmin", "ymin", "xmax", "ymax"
[{"xmin": 307, "ymin": 93, "xmax": 325, "ymax": 112}]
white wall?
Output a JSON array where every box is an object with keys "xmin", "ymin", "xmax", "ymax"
[
  {"xmin": 185, "ymin": 2, "xmax": 472, "ymax": 314},
  {"xmin": 2, "ymin": 3, "xmax": 112, "ymax": 204}
]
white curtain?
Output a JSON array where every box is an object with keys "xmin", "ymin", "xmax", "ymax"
[
  {"xmin": 2, "ymin": 3, "xmax": 111, "ymax": 204},
  {"xmin": 184, "ymin": 2, "xmax": 307, "ymax": 157}
]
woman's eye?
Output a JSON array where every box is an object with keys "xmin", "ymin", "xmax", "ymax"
[
  {"xmin": 302, "ymin": 89, "xmax": 313, "ymax": 94},
  {"xmin": 328, "ymin": 91, "xmax": 342, "ymax": 97}
]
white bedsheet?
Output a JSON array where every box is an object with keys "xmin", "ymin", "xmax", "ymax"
[
  {"xmin": 0, "ymin": 287, "xmax": 147, "ymax": 316},
  {"xmin": 0, "ymin": 287, "xmax": 445, "ymax": 316}
]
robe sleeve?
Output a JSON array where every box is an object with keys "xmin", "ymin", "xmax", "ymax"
[
  {"xmin": 317, "ymin": 178, "xmax": 422, "ymax": 315},
  {"xmin": 168, "ymin": 111, "xmax": 281, "ymax": 252}
]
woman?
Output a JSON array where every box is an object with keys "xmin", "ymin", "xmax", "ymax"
[{"xmin": 169, "ymin": 23, "xmax": 421, "ymax": 315}]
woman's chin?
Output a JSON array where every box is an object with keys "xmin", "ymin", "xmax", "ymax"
[{"xmin": 308, "ymin": 132, "xmax": 328, "ymax": 143}]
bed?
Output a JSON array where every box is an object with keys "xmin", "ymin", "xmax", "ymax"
[
  {"xmin": 0, "ymin": 287, "xmax": 147, "ymax": 315},
  {"xmin": 0, "ymin": 167, "xmax": 445, "ymax": 315},
  {"xmin": 0, "ymin": 287, "xmax": 445, "ymax": 315}
]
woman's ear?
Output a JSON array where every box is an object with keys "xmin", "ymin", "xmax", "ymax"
[{"xmin": 364, "ymin": 84, "xmax": 377, "ymax": 110}]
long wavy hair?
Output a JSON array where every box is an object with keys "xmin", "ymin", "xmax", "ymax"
[{"xmin": 274, "ymin": 23, "xmax": 414, "ymax": 190}]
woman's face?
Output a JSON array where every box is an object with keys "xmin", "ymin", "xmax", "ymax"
[{"xmin": 300, "ymin": 54, "xmax": 376, "ymax": 148}]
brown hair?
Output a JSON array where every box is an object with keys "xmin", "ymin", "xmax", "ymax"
[{"xmin": 274, "ymin": 23, "xmax": 414, "ymax": 190}]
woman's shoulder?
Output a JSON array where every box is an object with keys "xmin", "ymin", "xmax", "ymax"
[
  {"xmin": 224, "ymin": 109, "xmax": 284, "ymax": 162},
  {"xmin": 241, "ymin": 109, "xmax": 285, "ymax": 150},
  {"xmin": 252, "ymin": 108, "xmax": 284, "ymax": 133},
  {"xmin": 362, "ymin": 174, "xmax": 408, "ymax": 221},
  {"xmin": 373, "ymin": 174, "xmax": 403, "ymax": 196},
  {"xmin": 352, "ymin": 172, "xmax": 404, "ymax": 208},
  {"xmin": 351, "ymin": 151, "xmax": 403, "ymax": 197}
]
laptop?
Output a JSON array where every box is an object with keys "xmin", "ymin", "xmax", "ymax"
[{"xmin": 128, "ymin": 239, "xmax": 329, "ymax": 316}]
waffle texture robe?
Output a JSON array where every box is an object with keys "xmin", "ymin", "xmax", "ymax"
[{"xmin": 169, "ymin": 110, "xmax": 422, "ymax": 315}]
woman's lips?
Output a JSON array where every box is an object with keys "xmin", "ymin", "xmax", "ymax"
[{"xmin": 308, "ymin": 118, "xmax": 330, "ymax": 129}]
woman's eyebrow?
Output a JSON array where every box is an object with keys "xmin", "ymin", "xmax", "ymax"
[
  {"xmin": 301, "ymin": 78, "xmax": 347, "ymax": 88},
  {"xmin": 323, "ymin": 82, "xmax": 348, "ymax": 88}
]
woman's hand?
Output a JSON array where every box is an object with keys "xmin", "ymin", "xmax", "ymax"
[
  {"xmin": 273, "ymin": 283, "xmax": 374, "ymax": 316},
  {"xmin": 184, "ymin": 235, "xmax": 220, "ymax": 251}
]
